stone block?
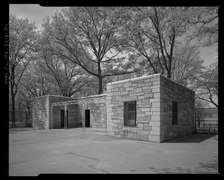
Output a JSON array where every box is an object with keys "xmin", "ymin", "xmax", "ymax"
[
  {"xmin": 148, "ymin": 135, "xmax": 160, "ymax": 142},
  {"xmin": 145, "ymin": 93, "xmax": 154, "ymax": 98},
  {"xmin": 152, "ymin": 102, "xmax": 160, "ymax": 107},
  {"xmin": 126, "ymin": 87, "xmax": 134, "ymax": 91},
  {"xmin": 121, "ymin": 91, "xmax": 128, "ymax": 95},
  {"xmin": 141, "ymin": 134, "xmax": 148, "ymax": 141},
  {"xmin": 113, "ymin": 91, "xmax": 121, "ymax": 96},
  {"xmin": 137, "ymin": 123, "xmax": 144, "ymax": 128},
  {"xmin": 153, "ymin": 93, "xmax": 161, "ymax": 98},
  {"xmin": 149, "ymin": 121, "xmax": 160, "ymax": 126},
  {"xmin": 124, "ymin": 83, "xmax": 131, "ymax": 87},
  {"xmin": 152, "ymin": 111, "xmax": 160, "ymax": 115},
  {"xmin": 141, "ymin": 108, "xmax": 151, "ymax": 112},
  {"xmin": 143, "ymin": 86, "xmax": 150, "ymax": 90},
  {"xmin": 151, "ymin": 115, "xmax": 160, "ymax": 121},
  {"xmin": 134, "ymin": 88, "xmax": 143, "ymax": 93},
  {"xmin": 137, "ymin": 96, "xmax": 145, "ymax": 100},
  {"xmin": 150, "ymin": 99, "xmax": 160, "ymax": 102},
  {"xmin": 151, "ymin": 107, "xmax": 160, "ymax": 112}
]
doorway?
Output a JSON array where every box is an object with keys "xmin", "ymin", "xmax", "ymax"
[
  {"xmin": 60, "ymin": 109, "xmax": 69, "ymax": 128},
  {"xmin": 60, "ymin": 109, "xmax": 64, "ymax": 128},
  {"xmin": 85, "ymin": 110, "xmax": 90, "ymax": 127}
]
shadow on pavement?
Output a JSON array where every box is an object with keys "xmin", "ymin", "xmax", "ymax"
[
  {"xmin": 148, "ymin": 156, "xmax": 218, "ymax": 174},
  {"xmin": 9, "ymin": 127, "xmax": 34, "ymax": 133},
  {"xmin": 165, "ymin": 133, "xmax": 214, "ymax": 143}
]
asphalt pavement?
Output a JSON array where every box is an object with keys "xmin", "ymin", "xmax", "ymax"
[{"xmin": 9, "ymin": 128, "xmax": 219, "ymax": 175}]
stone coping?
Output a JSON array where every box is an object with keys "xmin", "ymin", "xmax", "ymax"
[
  {"xmin": 51, "ymin": 94, "xmax": 107, "ymax": 106},
  {"xmin": 34, "ymin": 95, "xmax": 75, "ymax": 99},
  {"xmin": 34, "ymin": 94, "xmax": 107, "ymax": 101},
  {"xmin": 107, "ymin": 73, "xmax": 161, "ymax": 86},
  {"xmin": 76, "ymin": 94, "xmax": 107, "ymax": 100},
  {"xmin": 51, "ymin": 100, "xmax": 78, "ymax": 106}
]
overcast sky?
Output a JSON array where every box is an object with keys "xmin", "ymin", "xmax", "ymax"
[{"xmin": 9, "ymin": 4, "xmax": 217, "ymax": 67}]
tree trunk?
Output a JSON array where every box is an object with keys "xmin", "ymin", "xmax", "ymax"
[
  {"xmin": 25, "ymin": 110, "xmax": 28, "ymax": 127},
  {"xmin": 97, "ymin": 62, "xmax": 103, "ymax": 94},
  {"xmin": 27, "ymin": 106, "xmax": 31, "ymax": 127},
  {"xmin": 19, "ymin": 103, "xmax": 21, "ymax": 122},
  {"xmin": 167, "ymin": 70, "xmax": 171, "ymax": 79},
  {"xmin": 11, "ymin": 93, "xmax": 16, "ymax": 128},
  {"xmin": 98, "ymin": 76, "xmax": 103, "ymax": 94}
]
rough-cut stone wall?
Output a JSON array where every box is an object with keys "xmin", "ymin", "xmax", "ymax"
[
  {"xmin": 52, "ymin": 105, "xmax": 64, "ymax": 128},
  {"xmin": 33, "ymin": 95, "xmax": 74, "ymax": 129},
  {"xmin": 106, "ymin": 74, "xmax": 162, "ymax": 142},
  {"xmin": 76, "ymin": 94, "xmax": 107, "ymax": 128},
  {"xmin": 33, "ymin": 94, "xmax": 106, "ymax": 129},
  {"xmin": 52, "ymin": 104, "xmax": 80, "ymax": 128},
  {"xmin": 33, "ymin": 96, "xmax": 48, "ymax": 129},
  {"xmin": 106, "ymin": 74, "xmax": 195, "ymax": 142},
  {"xmin": 48, "ymin": 96, "xmax": 74, "ymax": 129},
  {"xmin": 160, "ymin": 76, "xmax": 195, "ymax": 142},
  {"xmin": 67, "ymin": 104, "xmax": 80, "ymax": 128}
]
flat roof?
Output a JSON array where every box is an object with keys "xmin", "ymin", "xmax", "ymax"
[{"xmin": 107, "ymin": 73, "xmax": 194, "ymax": 93}]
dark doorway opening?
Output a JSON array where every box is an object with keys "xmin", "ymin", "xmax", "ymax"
[
  {"xmin": 85, "ymin": 110, "xmax": 90, "ymax": 127},
  {"xmin": 60, "ymin": 109, "xmax": 64, "ymax": 128},
  {"xmin": 66, "ymin": 110, "xmax": 68, "ymax": 128}
]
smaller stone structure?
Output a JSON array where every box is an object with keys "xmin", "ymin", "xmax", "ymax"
[
  {"xmin": 33, "ymin": 94, "xmax": 106, "ymax": 129},
  {"xmin": 33, "ymin": 95, "xmax": 74, "ymax": 129}
]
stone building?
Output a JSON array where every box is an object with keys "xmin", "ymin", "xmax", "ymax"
[
  {"xmin": 33, "ymin": 94, "xmax": 106, "ymax": 129},
  {"xmin": 33, "ymin": 73, "xmax": 195, "ymax": 142}
]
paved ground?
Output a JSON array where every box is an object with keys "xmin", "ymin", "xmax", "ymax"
[{"xmin": 9, "ymin": 128, "xmax": 219, "ymax": 175}]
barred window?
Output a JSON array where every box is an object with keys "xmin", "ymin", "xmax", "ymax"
[
  {"xmin": 124, "ymin": 101, "xmax": 136, "ymax": 127},
  {"xmin": 172, "ymin": 101, "xmax": 178, "ymax": 125}
]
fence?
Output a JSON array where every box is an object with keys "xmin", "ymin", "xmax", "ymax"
[
  {"xmin": 9, "ymin": 110, "xmax": 32, "ymax": 127},
  {"xmin": 195, "ymin": 108, "xmax": 218, "ymax": 133}
]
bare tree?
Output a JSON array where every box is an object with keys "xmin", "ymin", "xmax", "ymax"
[
  {"xmin": 42, "ymin": 7, "xmax": 138, "ymax": 94},
  {"xmin": 193, "ymin": 62, "xmax": 218, "ymax": 108},
  {"xmin": 9, "ymin": 15, "xmax": 37, "ymax": 127}
]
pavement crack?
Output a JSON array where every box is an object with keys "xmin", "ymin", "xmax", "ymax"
[
  {"xmin": 9, "ymin": 159, "xmax": 33, "ymax": 165},
  {"xmin": 64, "ymin": 152, "xmax": 110, "ymax": 173},
  {"xmin": 64, "ymin": 152, "xmax": 99, "ymax": 162}
]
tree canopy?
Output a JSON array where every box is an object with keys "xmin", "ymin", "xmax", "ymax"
[{"xmin": 9, "ymin": 6, "xmax": 219, "ymax": 122}]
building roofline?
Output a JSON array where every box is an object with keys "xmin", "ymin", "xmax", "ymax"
[
  {"xmin": 107, "ymin": 73, "xmax": 194, "ymax": 93},
  {"xmin": 75, "ymin": 94, "xmax": 107, "ymax": 100},
  {"xmin": 34, "ymin": 95, "xmax": 75, "ymax": 99},
  {"xmin": 51, "ymin": 94, "xmax": 107, "ymax": 106},
  {"xmin": 107, "ymin": 73, "xmax": 161, "ymax": 86}
]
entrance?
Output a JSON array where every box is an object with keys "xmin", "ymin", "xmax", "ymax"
[
  {"xmin": 85, "ymin": 110, "xmax": 90, "ymax": 127},
  {"xmin": 60, "ymin": 109, "xmax": 64, "ymax": 128}
]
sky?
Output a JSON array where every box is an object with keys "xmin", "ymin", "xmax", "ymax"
[{"xmin": 9, "ymin": 4, "xmax": 217, "ymax": 67}]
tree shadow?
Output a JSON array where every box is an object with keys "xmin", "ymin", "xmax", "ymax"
[
  {"xmin": 165, "ymin": 133, "xmax": 214, "ymax": 143},
  {"xmin": 9, "ymin": 127, "xmax": 33, "ymax": 134},
  {"xmin": 148, "ymin": 157, "xmax": 218, "ymax": 174}
]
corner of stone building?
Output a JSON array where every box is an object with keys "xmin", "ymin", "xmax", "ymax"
[{"xmin": 45, "ymin": 95, "xmax": 50, "ymax": 129}]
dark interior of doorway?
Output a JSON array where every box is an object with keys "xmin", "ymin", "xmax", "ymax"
[
  {"xmin": 60, "ymin": 109, "xmax": 68, "ymax": 128},
  {"xmin": 61, "ymin": 109, "xmax": 64, "ymax": 128},
  {"xmin": 85, "ymin": 109, "xmax": 90, "ymax": 127}
]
